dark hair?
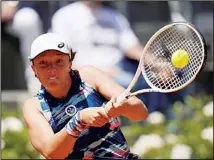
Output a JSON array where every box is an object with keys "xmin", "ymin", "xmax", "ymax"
[
  {"xmin": 70, "ymin": 49, "xmax": 76, "ymax": 61},
  {"xmin": 100, "ymin": 1, "xmax": 115, "ymax": 8}
]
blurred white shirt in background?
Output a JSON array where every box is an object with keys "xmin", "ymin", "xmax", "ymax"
[{"xmin": 51, "ymin": 2, "xmax": 139, "ymax": 72}]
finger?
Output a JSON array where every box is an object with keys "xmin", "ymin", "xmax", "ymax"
[
  {"xmin": 98, "ymin": 110, "xmax": 111, "ymax": 121},
  {"xmin": 93, "ymin": 123, "xmax": 107, "ymax": 127},
  {"xmin": 107, "ymin": 110, "xmax": 121, "ymax": 118},
  {"xmin": 111, "ymin": 100, "xmax": 122, "ymax": 109},
  {"xmin": 102, "ymin": 107, "xmax": 109, "ymax": 118},
  {"xmin": 96, "ymin": 116, "xmax": 108, "ymax": 123},
  {"xmin": 110, "ymin": 97, "xmax": 117, "ymax": 103},
  {"xmin": 104, "ymin": 102, "xmax": 112, "ymax": 114},
  {"xmin": 97, "ymin": 106, "xmax": 110, "ymax": 118},
  {"xmin": 97, "ymin": 118, "xmax": 108, "ymax": 125},
  {"xmin": 92, "ymin": 119, "xmax": 108, "ymax": 127}
]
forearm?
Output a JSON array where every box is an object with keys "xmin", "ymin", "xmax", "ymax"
[
  {"xmin": 121, "ymin": 97, "xmax": 148, "ymax": 121},
  {"xmin": 42, "ymin": 128, "xmax": 77, "ymax": 159},
  {"xmin": 106, "ymin": 96, "xmax": 148, "ymax": 122},
  {"xmin": 125, "ymin": 44, "xmax": 143, "ymax": 61},
  {"xmin": 42, "ymin": 112, "xmax": 86, "ymax": 159}
]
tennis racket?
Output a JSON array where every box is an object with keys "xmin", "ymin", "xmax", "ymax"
[{"xmin": 116, "ymin": 22, "xmax": 207, "ymax": 104}]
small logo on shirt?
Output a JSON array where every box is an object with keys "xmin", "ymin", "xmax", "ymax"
[
  {"xmin": 65, "ymin": 105, "xmax": 77, "ymax": 116},
  {"xmin": 58, "ymin": 42, "xmax": 65, "ymax": 48}
]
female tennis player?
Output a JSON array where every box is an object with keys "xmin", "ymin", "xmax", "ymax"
[{"xmin": 22, "ymin": 33, "xmax": 148, "ymax": 159}]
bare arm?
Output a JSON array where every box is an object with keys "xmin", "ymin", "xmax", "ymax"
[
  {"xmin": 22, "ymin": 98, "xmax": 77, "ymax": 159},
  {"xmin": 125, "ymin": 44, "xmax": 143, "ymax": 61},
  {"xmin": 79, "ymin": 66, "xmax": 148, "ymax": 121},
  {"xmin": 125, "ymin": 43, "xmax": 158, "ymax": 66}
]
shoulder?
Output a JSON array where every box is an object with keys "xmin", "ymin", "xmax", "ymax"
[
  {"xmin": 99, "ymin": 6, "xmax": 125, "ymax": 21},
  {"xmin": 78, "ymin": 65, "xmax": 106, "ymax": 77},
  {"xmin": 77, "ymin": 65, "xmax": 109, "ymax": 89},
  {"xmin": 22, "ymin": 97, "xmax": 43, "ymax": 115},
  {"xmin": 102, "ymin": 7, "xmax": 130, "ymax": 29},
  {"xmin": 78, "ymin": 65, "xmax": 101, "ymax": 72}
]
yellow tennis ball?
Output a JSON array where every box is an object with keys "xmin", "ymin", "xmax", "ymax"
[{"xmin": 171, "ymin": 49, "xmax": 189, "ymax": 68}]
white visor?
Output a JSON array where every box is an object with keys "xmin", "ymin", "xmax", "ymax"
[{"xmin": 29, "ymin": 33, "xmax": 72, "ymax": 60}]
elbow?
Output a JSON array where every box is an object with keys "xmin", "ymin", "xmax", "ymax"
[
  {"xmin": 131, "ymin": 110, "xmax": 148, "ymax": 122},
  {"xmin": 131, "ymin": 103, "xmax": 149, "ymax": 122},
  {"xmin": 45, "ymin": 155, "xmax": 66, "ymax": 159},
  {"xmin": 122, "ymin": 97, "xmax": 149, "ymax": 122},
  {"xmin": 141, "ymin": 104, "xmax": 149, "ymax": 120},
  {"xmin": 43, "ymin": 151, "xmax": 69, "ymax": 159},
  {"xmin": 40, "ymin": 145, "xmax": 72, "ymax": 159}
]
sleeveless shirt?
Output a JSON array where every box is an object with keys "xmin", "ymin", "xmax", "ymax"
[{"xmin": 35, "ymin": 70, "xmax": 139, "ymax": 159}]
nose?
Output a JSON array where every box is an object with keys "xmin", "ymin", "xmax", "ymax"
[
  {"xmin": 47, "ymin": 64, "xmax": 57, "ymax": 73},
  {"xmin": 47, "ymin": 68, "xmax": 57, "ymax": 74}
]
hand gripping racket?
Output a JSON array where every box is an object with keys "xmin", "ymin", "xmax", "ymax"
[{"xmin": 116, "ymin": 22, "xmax": 207, "ymax": 104}]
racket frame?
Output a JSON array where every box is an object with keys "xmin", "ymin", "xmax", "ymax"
[{"xmin": 120, "ymin": 22, "xmax": 207, "ymax": 100}]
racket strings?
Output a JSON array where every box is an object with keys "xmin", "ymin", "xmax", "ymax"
[
  {"xmin": 178, "ymin": 35, "xmax": 203, "ymax": 81},
  {"xmin": 142, "ymin": 24, "xmax": 204, "ymax": 90}
]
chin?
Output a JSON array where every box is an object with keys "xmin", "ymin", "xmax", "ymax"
[{"xmin": 46, "ymin": 82, "xmax": 62, "ymax": 90}]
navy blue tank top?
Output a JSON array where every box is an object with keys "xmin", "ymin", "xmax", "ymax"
[{"xmin": 35, "ymin": 70, "xmax": 139, "ymax": 159}]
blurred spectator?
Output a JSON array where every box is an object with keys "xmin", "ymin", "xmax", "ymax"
[
  {"xmin": 51, "ymin": 1, "xmax": 143, "ymax": 88},
  {"xmin": 1, "ymin": 1, "xmax": 18, "ymax": 23},
  {"xmin": 170, "ymin": 1, "xmax": 213, "ymax": 94},
  {"xmin": 190, "ymin": 1, "xmax": 213, "ymax": 61},
  {"xmin": 2, "ymin": 1, "xmax": 60, "ymax": 94},
  {"xmin": 2, "ymin": 1, "xmax": 25, "ymax": 90},
  {"xmin": 2, "ymin": 1, "xmax": 42, "ymax": 94}
]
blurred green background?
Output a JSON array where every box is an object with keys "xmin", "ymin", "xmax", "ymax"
[{"xmin": 1, "ymin": 94, "xmax": 213, "ymax": 159}]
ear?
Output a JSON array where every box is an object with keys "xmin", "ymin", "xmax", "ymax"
[
  {"xmin": 31, "ymin": 63, "xmax": 38, "ymax": 78},
  {"xmin": 69, "ymin": 61, "xmax": 72, "ymax": 71},
  {"xmin": 31, "ymin": 63, "xmax": 35, "ymax": 72}
]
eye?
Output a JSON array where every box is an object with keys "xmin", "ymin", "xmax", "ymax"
[
  {"xmin": 56, "ymin": 59, "xmax": 64, "ymax": 65},
  {"xmin": 39, "ymin": 61, "xmax": 46, "ymax": 65},
  {"xmin": 38, "ymin": 60, "xmax": 48, "ymax": 68}
]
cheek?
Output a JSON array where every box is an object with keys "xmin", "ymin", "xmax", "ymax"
[
  {"xmin": 36, "ymin": 71, "xmax": 46, "ymax": 80},
  {"xmin": 60, "ymin": 66, "xmax": 71, "ymax": 75},
  {"xmin": 34, "ymin": 68, "xmax": 48, "ymax": 78},
  {"xmin": 64, "ymin": 63, "xmax": 72, "ymax": 72}
]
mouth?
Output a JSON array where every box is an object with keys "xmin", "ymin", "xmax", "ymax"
[{"xmin": 47, "ymin": 77, "xmax": 58, "ymax": 80}]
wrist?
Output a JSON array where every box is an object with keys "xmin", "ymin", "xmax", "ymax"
[
  {"xmin": 79, "ymin": 110, "xmax": 87, "ymax": 125},
  {"xmin": 65, "ymin": 111, "xmax": 87, "ymax": 137},
  {"xmin": 102, "ymin": 102, "xmax": 110, "ymax": 117},
  {"xmin": 103, "ymin": 107, "xmax": 110, "ymax": 118}
]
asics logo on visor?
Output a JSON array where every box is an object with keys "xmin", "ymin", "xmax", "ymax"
[{"xmin": 58, "ymin": 42, "xmax": 65, "ymax": 48}]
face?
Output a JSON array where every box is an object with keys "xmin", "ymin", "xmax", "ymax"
[{"xmin": 32, "ymin": 50, "xmax": 72, "ymax": 90}]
